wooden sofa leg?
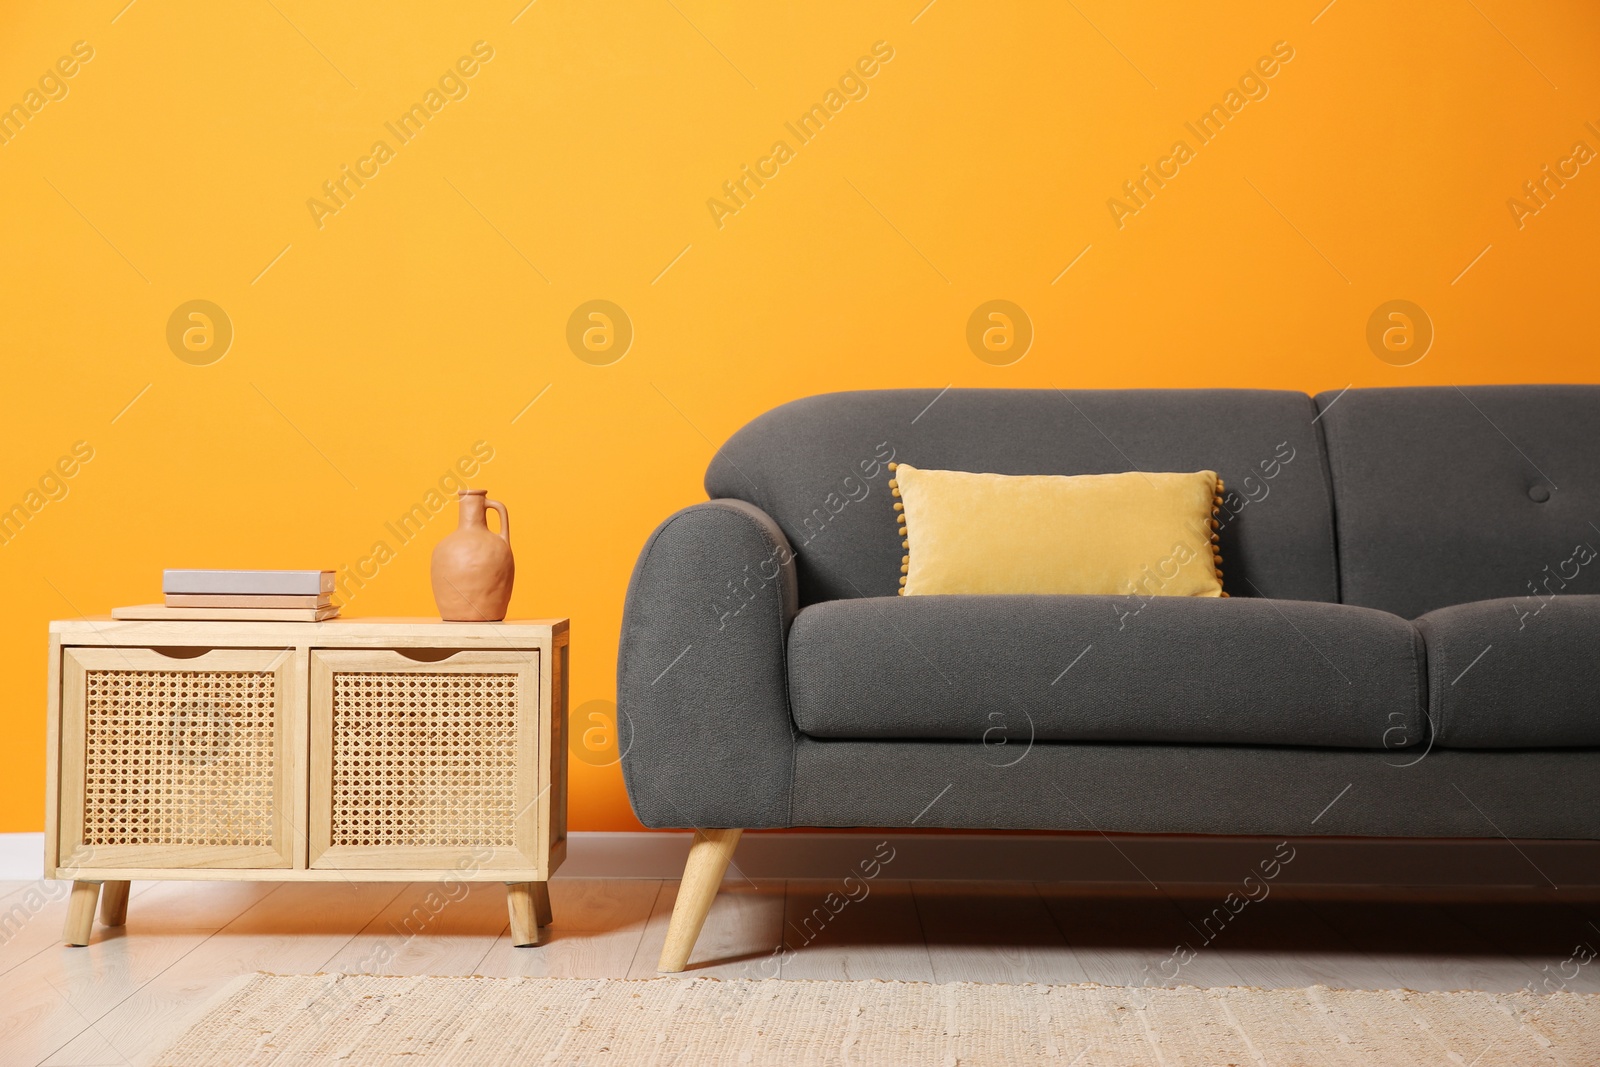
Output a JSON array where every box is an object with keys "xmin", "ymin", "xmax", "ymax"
[
  {"xmin": 64, "ymin": 881, "xmax": 100, "ymax": 946},
  {"xmin": 658, "ymin": 828, "xmax": 743, "ymax": 973},
  {"xmin": 99, "ymin": 880, "xmax": 130, "ymax": 927}
]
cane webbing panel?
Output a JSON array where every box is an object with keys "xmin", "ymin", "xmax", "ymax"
[
  {"xmin": 330, "ymin": 672, "xmax": 519, "ymax": 848},
  {"xmin": 82, "ymin": 670, "xmax": 278, "ymax": 847}
]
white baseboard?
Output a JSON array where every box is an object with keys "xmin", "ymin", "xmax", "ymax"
[
  {"xmin": 7, "ymin": 831, "xmax": 1596, "ymax": 887},
  {"xmin": 0, "ymin": 833, "xmax": 44, "ymax": 881}
]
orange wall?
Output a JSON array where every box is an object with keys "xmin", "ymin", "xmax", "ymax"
[{"xmin": 2, "ymin": 1, "xmax": 1598, "ymax": 832}]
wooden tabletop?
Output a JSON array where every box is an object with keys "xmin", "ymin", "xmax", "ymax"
[{"xmin": 49, "ymin": 617, "xmax": 570, "ymax": 646}]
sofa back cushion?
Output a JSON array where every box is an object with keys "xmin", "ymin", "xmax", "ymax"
[
  {"xmin": 707, "ymin": 389, "xmax": 1339, "ymax": 606},
  {"xmin": 1315, "ymin": 385, "xmax": 1600, "ymax": 618}
]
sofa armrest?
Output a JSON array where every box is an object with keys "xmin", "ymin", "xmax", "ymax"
[{"xmin": 618, "ymin": 498, "xmax": 798, "ymax": 828}]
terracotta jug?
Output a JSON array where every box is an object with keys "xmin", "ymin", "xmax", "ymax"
[{"xmin": 431, "ymin": 490, "xmax": 514, "ymax": 621}]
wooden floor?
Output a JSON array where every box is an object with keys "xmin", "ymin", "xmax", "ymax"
[{"xmin": 2, "ymin": 876, "xmax": 1597, "ymax": 1065}]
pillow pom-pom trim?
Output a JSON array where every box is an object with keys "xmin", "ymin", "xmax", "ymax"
[{"xmin": 1211, "ymin": 475, "xmax": 1227, "ymax": 597}]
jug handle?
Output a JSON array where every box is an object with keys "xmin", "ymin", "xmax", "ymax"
[{"xmin": 487, "ymin": 499, "xmax": 510, "ymax": 544}]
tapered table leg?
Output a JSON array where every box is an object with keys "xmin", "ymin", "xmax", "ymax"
[
  {"xmin": 99, "ymin": 880, "xmax": 130, "ymax": 927},
  {"xmin": 531, "ymin": 881, "xmax": 553, "ymax": 929},
  {"xmin": 507, "ymin": 882, "xmax": 548, "ymax": 947},
  {"xmin": 64, "ymin": 881, "xmax": 100, "ymax": 946}
]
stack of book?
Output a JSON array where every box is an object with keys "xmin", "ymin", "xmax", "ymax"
[{"xmin": 112, "ymin": 570, "xmax": 339, "ymax": 622}]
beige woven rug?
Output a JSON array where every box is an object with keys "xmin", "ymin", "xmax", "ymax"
[{"xmin": 155, "ymin": 974, "xmax": 1598, "ymax": 1066}]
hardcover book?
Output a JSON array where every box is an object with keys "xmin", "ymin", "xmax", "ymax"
[
  {"xmin": 164, "ymin": 593, "xmax": 333, "ymax": 609},
  {"xmin": 113, "ymin": 604, "xmax": 341, "ymax": 622},
  {"xmin": 162, "ymin": 569, "xmax": 335, "ymax": 596}
]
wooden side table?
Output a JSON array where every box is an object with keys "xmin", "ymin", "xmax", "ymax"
[{"xmin": 45, "ymin": 617, "xmax": 567, "ymax": 947}]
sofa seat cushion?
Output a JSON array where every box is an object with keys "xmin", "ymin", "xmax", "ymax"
[
  {"xmin": 787, "ymin": 594, "xmax": 1425, "ymax": 749},
  {"xmin": 1415, "ymin": 595, "xmax": 1600, "ymax": 748}
]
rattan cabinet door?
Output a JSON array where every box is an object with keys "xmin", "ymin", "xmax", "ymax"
[
  {"xmin": 58, "ymin": 647, "xmax": 299, "ymax": 870},
  {"xmin": 309, "ymin": 649, "xmax": 542, "ymax": 871}
]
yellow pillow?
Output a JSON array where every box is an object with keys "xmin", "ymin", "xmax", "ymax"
[{"xmin": 890, "ymin": 463, "xmax": 1226, "ymax": 598}]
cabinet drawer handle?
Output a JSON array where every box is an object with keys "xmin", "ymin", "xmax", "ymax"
[
  {"xmin": 393, "ymin": 648, "xmax": 469, "ymax": 663},
  {"xmin": 143, "ymin": 646, "xmax": 293, "ymax": 660},
  {"xmin": 147, "ymin": 646, "xmax": 215, "ymax": 660}
]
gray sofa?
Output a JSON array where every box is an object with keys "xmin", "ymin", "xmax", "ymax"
[{"xmin": 619, "ymin": 386, "xmax": 1600, "ymax": 970}]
